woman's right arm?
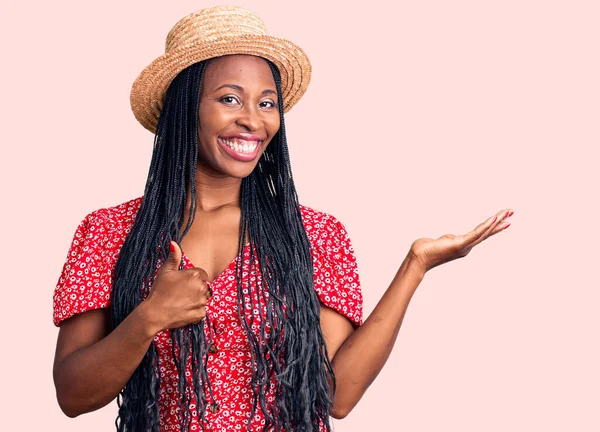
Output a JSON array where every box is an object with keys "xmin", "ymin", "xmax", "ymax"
[
  {"xmin": 53, "ymin": 302, "xmax": 157, "ymax": 417},
  {"xmin": 53, "ymin": 241, "xmax": 211, "ymax": 418}
]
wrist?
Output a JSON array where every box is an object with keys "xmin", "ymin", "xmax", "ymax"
[
  {"xmin": 389, "ymin": 253, "xmax": 426, "ymax": 297},
  {"xmin": 402, "ymin": 252, "xmax": 427, "ymax": 280},
  {"xmin": 134, "ymin": 300, "xmax": 163, "ymax": 339}
]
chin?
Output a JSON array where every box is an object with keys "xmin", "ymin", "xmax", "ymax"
[
  {"xmin": 223, "ymin": 162, "xmax": 260, "ymax": 179},
  {"xmin": 216, "ymin": 147, "xmax": 266, "ymax": 178}
]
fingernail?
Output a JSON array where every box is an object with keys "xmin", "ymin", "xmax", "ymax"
[
  {"xmin": 504, "ymin": 211, "xmax": 509, "ymax": 219},
  {"xmin": 508, "ymin": 211, "xmax": 514, "ymax": 217},
  {"xmin": 503, "ymin": 223, "xmax": 511, "ymax": 230},
  {"xmin": 492, "ymin": 216, "xmax": 497, "ymax": 223},
  {"xmin": 169, "ymin": 242, "xmax": 175, "ymax": 253}
]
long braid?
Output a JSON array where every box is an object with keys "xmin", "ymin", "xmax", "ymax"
[
  {"xmin": 111, "ymin": 61, "xmax": 209, "ymax": 432},
  {"xmin": 110, "ymin": 58, "xmax": 335, "ymax": 432},
  {"xmin": 236, "ymin": 61, "xmax": 336, "ymax": 431}
]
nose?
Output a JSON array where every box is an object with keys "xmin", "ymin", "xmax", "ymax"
[{"xmin": 235, "ymin": 103, "xmax": 261, "ymax": 132}]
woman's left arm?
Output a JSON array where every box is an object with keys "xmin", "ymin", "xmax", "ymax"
[
  {"xmin": 321, "ymin": 253, "xmax": 423, "ymax": 419},
  {"xmin": 322, "ymin": 208, "xmax": 513, "ymax": 419}
]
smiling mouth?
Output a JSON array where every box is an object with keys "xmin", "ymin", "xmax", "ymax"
[{"xmin": 218, "ymin": 137, "xmax": 262, "ymax": 154}]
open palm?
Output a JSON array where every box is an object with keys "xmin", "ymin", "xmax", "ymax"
[{"xmin": 409, "ymin": 209, "xmax": 514, "ymax": 273}]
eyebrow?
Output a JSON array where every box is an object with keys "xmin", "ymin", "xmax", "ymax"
[{"xmin": 213, "ymin": 84, "xmax": 276, "ymax": 96}]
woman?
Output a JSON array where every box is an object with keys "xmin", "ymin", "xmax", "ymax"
[{"xmin": 52, "ymin": 6, "xmax": 513, "ymax": 432}]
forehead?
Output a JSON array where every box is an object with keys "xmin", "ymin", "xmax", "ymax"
[{"xmin": 203, "ymin": 55, "xmax": 275, "ymax": 88}]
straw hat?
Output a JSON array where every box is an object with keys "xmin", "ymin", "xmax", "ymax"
[{"xmin": 130, "ymin": 5, "xmax": 312, "ymax": 133}]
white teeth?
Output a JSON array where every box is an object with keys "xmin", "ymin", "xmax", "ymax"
[{"xmin": 221, "ymin": 138, "xmax": 259, "ymax": 154}]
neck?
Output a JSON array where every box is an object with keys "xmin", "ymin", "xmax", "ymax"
[{"xmin": 186, "ymin": 165, "xmax": 242, "ymax": 212}]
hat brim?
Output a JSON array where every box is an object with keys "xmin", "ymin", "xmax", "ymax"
[{"xmin": 130, "ymin": 34, "xmax": 311, "ymax": 133}]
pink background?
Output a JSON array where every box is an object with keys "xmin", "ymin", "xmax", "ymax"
[{"xmin": 2, "ymin": 0, "xmax": 599, "ymax": 430}]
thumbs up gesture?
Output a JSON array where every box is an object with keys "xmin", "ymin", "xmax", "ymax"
[{"xmin": 143, "ymin": 241, "xmax": 213, "ymax": 332}]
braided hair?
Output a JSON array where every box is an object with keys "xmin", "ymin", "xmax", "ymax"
[{"xmin": 110, "ymin": 58, "xmax": 336, "ymax": 431}]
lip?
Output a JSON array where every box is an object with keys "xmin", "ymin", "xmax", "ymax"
[
  {"xmin": 219, "ymin": 133, "xmax": 264, "ymax": 141},
  {"xmin": 217, "ymin": 136, "xmax": 263, "ymax": 162}
]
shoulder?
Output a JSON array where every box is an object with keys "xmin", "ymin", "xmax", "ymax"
[
  {"xmin": 72, "ymin": 196, "xmax": 144, "ymax": 252},
  {"xmin": 80, "ymin": 196, "xmax": 143, "ymax": 232},
  {"xmin": 84, "ymin": 196, "xmax": 143, "ymax": 226},
  {"xmin": 53, "ymin": 196, "xmax": 143, "ymax": 327},
  {"xmin": 299, "ymin": 204, "xmax": 363, "ymax": 325},
  {"xmin": 298, "ymin": 203, "xmax": 353, "ymax": 248}
]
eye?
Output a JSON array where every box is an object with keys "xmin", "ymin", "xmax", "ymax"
[
  {"xmin": 220, "ymin": 95, "xmax": 240, "ymax": 106},
  {"xmin": 260, "ymin": 100, "xmax": 277, "ymax": 109}
]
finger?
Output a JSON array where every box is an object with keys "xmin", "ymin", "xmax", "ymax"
[
  {"xmin": 157, "ymin": 241, "xmax": 182, "ymax": 274},
  {"xmin": 461, "ymin": 214, "xmax": 498, "ymax": 246},
  {"xmin": 185, "ymin": 268, "xmax": 212, "ymax": 299},
  {"xmin": 485, "ymin": 216, "xmax": 513, "ymax": 239},
  {"xmin": 197, "ymin": 282, "xmax": 213, "ymax": 302},
  {"xmin": 462, "ymin": 209, "xmax": 514, "ymax": 246},
  {"xmin": 194, "ymin": 306, "xmax": 208, "ymax": 323},
  {"xmin": 188, "ymin": 266, "xmax": 209, "ymax": 282},
  {"xmin": 468, "ymin": 209, "xmax": 514, "ymax": 248}
]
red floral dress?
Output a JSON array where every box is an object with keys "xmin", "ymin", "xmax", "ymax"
[{"xmin": 53, "ymin": 196, "xmax": 363, "ymax": 431}]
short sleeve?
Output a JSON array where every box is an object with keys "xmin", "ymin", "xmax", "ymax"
[
  {"xmin": 312, "ymin": 216, "xmax": 363, "ymax": 327},
  {"xmin": 53, "ymin": 211, "xmax": 113, "ymax": 326}
]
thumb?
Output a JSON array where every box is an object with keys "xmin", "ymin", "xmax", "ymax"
[{"xmin": 159, "ymin": 241, "xmax": 182, "ymax": 273}]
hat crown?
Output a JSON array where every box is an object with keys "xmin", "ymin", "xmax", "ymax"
[{"xmin": 165, "ymin": 6, "xmax": 268, "ymax": 52}]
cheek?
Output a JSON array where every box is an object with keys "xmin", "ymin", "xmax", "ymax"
[
  {"xmin": 267, "ymin": 116, "xmax": 281, "ymax": 137},
  {"xmin": 198, "ymin": 104, "xmax": 224, "ymax": 137}
]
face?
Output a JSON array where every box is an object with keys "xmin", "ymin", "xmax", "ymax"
[{"xmin": 197, "ymin": 54, "xmax": 281, "ymax": 179}]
